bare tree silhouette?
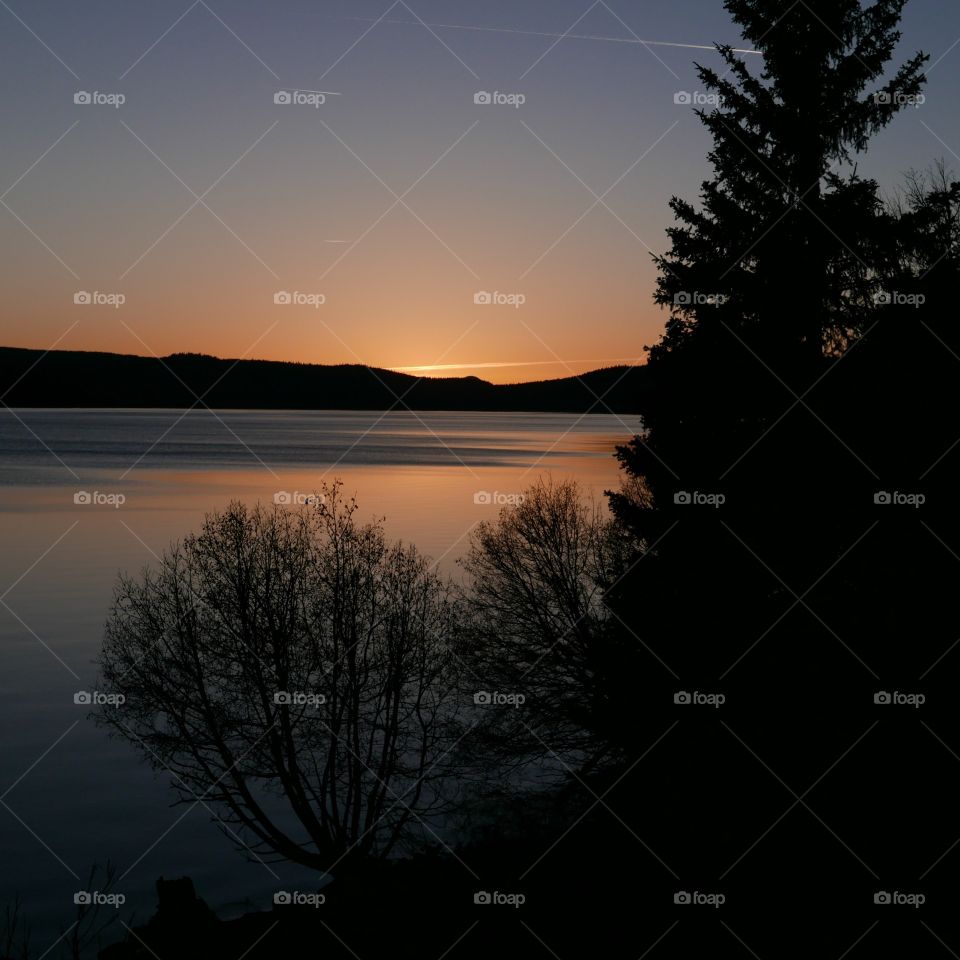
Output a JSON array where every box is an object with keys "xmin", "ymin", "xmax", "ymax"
[
  {"xmin": 459, "ymin": 478, "xmax": 634, "ymax": 781},
  {"xmin": 96, "ymin": 485, "xmax": 464, "ymax": 874}
]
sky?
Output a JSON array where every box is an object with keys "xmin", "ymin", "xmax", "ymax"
[{"xmin": 1, "ymin": 0, "xmax": 959, "ymax": 383}]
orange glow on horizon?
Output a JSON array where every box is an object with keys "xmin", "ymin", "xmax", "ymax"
[{"xmin": 388, "ymin": 358, "xmax": 646, "ymax": 383}]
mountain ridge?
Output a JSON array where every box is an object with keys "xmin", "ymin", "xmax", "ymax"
[{"xmin": 0, "ymin": 346, "xmax": 648, "ymax": 413}]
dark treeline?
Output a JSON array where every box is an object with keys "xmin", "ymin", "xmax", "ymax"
[
  {"xmin": 0, "ymin": 347, "xmax": 647, "ymax": 413},
  {"xmin": 606, "ymin": 0, "xmax": 960, "ymax": 955}
]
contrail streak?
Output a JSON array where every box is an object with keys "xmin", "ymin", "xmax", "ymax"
[{"xmin": 333, "ymin": 17, "xmax": 761, "ymax": 55}]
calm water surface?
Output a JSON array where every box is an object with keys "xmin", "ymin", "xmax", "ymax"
[{"xmin": 0, "ymin": 409, "xmax": 632, "ymax": 943}]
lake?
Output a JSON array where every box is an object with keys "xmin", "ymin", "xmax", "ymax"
[{"xmin": 0, "ymin": 409, "xmax": 631, "ymax": 946}]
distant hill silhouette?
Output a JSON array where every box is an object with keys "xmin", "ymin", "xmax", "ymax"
[{"xmin": 0, "ymin": 347, "xmax": 648, "ymax": 413}]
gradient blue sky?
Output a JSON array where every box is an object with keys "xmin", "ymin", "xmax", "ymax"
[{"xmin": 1, "ymin": 0, "xmax": 958, "ymax": 381}]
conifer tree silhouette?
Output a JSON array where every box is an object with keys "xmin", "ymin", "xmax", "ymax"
[{"xmin": 600, "ymin": 4, "xmax": 960, "ymax": 953}]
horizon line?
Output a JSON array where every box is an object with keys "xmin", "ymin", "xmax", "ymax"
[{"xmin": 391, "ymin": 359, "xmax": 642, "ymax": 373}]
